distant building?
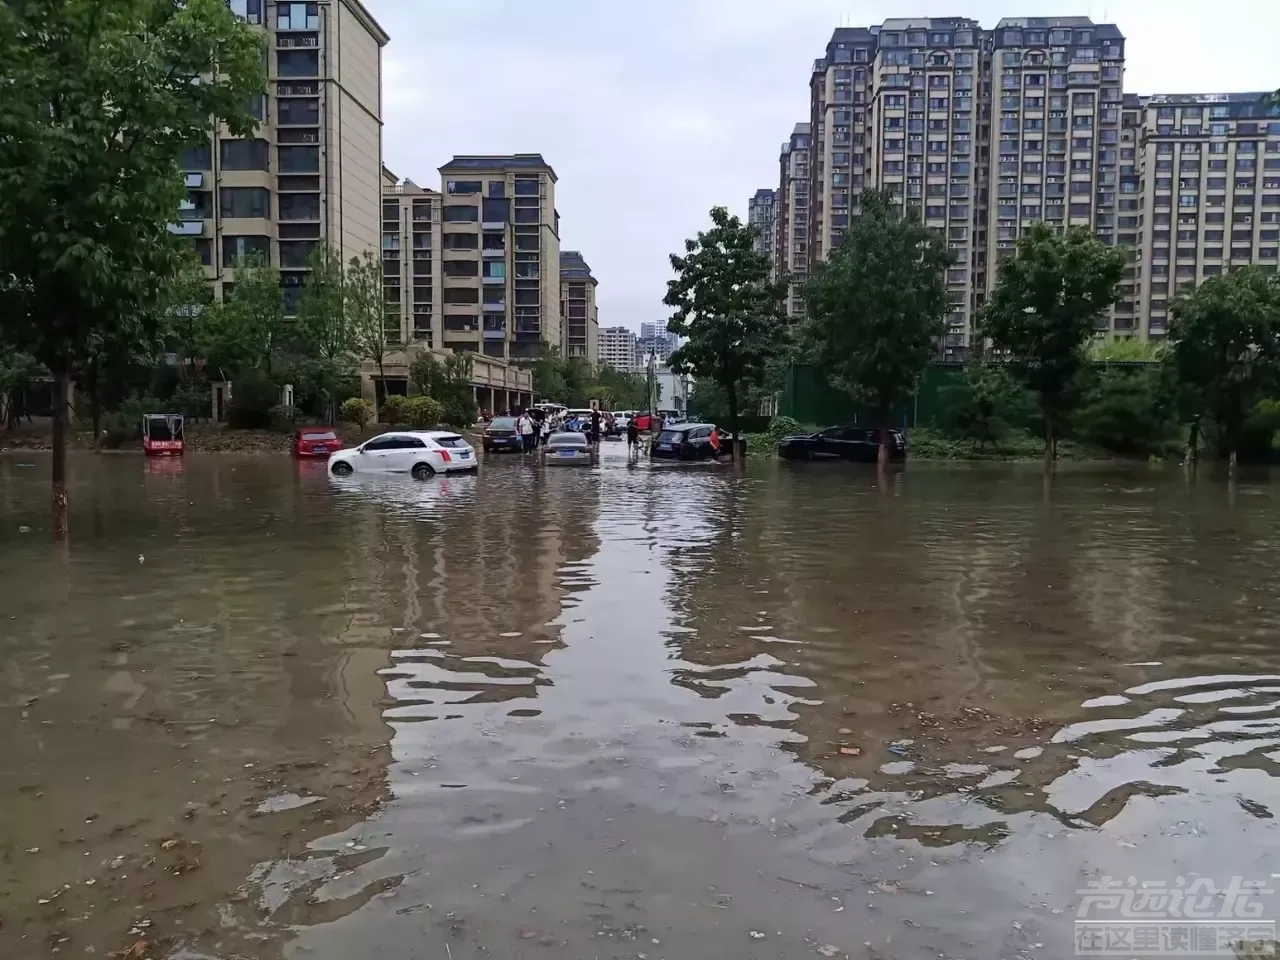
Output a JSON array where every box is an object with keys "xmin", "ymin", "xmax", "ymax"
[
  {"xmin": 637, "ymin": 322, "xmax": 679, "ymax": 364},
  {"xmin": 748, "ymin": 188, "xmax": 777, "ymax": 264},
  {"xmin": 599, "ymin": 325, "xmax": 638, "ymax": 371},
  {"xmin": 559, "ymin": 250, "xmax": 598, "ymax": 363},
  {"xmin": 776, "ymin": 122, "xmax": 811, "ymax": 319}
]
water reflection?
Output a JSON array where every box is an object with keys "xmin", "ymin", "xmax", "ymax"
[{"xmin": 4, "ymin": 453, "xmax": 1280, "ymax": 958}]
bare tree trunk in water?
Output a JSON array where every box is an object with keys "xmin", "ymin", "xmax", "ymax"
[
  {"xmin": 51, "ymin": 368, "xmax": 71, "ymax": 539},
  {"xmin": 87, "ymin": 360, "xmax": 101, "ymax": 445},
  {"xmin": 1043, "ymin": 417, "xmax": 1055, "ymax": 475},
  {"xmin": 878, "ymin": 400, "xmax": 890, "ymax": 470},
  {"xmin": 727, "ymin": 380, "xmax": 739, "ymax": 463}
]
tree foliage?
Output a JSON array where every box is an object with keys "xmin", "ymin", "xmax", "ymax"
[
  {"xmin": 940, "ymin": 364, "xmax": 1033, "ymax": 453},
  {"xmin": 409, "ymin": 351, "xmax": 478, "ymax": 427},
  {"xmin": 1169, "ymin": 267, "xmax": 1280, "ymax": 461},
  {"xmin": 978, "ymin": 223, "xmax": 1125, "ymax": 471},
  {"xmin": 663, "ymin": 206, "xmax": 787, "ymax": 456},
  {"xmin": 0, "ymin": 0, "xmax": 264, "ymax": 532},
  {"xmin": 1072, "ymin": 365, "xmax": 1179, "ymax": 456},
  {"xmin": 347, "ymin": 249, "xmax": 387, "ymax": 410},
  {"xmin": 802, "ymin": 189, "xmax": 952, "ymax": 463},
  {"xmin": 202, "ymin": 253, "xmax": 283, "ymax": 375},
  {"xmin": 295, "ymin": 243, "xmax": 356, "ymax": 417}
]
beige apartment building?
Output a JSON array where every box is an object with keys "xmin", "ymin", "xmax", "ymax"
[
  {"xmin": 177, "ymin": 0, "xmax": 389, "ymax": 313},
  {"xmin": 748, "ymin": 188, "xmax": 777, "ymax": 265},
  {"xmin": 599, "ymin": 325, "xmax": 638, "ymax": 372},
  {"xmin": 1130, "ymin": 93, "xmax": 1280, "ymax": 338},
  {"xmin": 373, "ymin": 166, "xmax": 532, "ymax": 410},
  {"xmin": 776, "ymin": 123, "xmax": 812, "ymax": 319},
  {"xmin": 435, "ymin": 154, "xmax": 562, "ymax": 362},
  {"xmin": 798, "ymin": 16, "xmax": 1125, "ymax": 355},
  {"xmin": 559, "ymin": 251, "xmax": 599, "ymax": 363}
]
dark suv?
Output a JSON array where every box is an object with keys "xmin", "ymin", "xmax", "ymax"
[{"xmin": 777, "ymin": 425, "xmax": 907, "ymax": 463}]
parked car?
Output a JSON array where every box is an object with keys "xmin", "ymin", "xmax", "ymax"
[
  {"xmin": 651, "ymin": 423, "xmax": 722, "ymax": 461},
  {"xmin": 776, "ymin": 425, "xmax": 907, "ymax": 463},
  {"xmin": 482, "ymin": 416, "xmax": 523, "ymax": 453},
  {"xmin": 329, "ymin": 431, "xmax": 477, "ymax": 479},
  {"xmin": 294, "ymin": 427, "xmax": 341, "ymax": 459},
  {"xmin": 542, "ymin": 431, "xmax": 592, "ymax": 465}
]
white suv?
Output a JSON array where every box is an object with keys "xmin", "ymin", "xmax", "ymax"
[{"xmin": 328, "ymin": 431, "xmax": 477, "ymax": 479}]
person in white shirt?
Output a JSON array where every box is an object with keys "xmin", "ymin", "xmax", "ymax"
[{"xmin": 519, "ymin": 412, "xmax": 535, "ymax": 453}]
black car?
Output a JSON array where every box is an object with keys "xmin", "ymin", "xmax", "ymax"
[
  {"xmin": 777, "ymin": 425, "xmax": 907, "ymax": 463},
  {"xmin": 482, "ymin": 416, "xmax": 523, "ymax": 452},
  {"xmin": 651, "ymin": 423, "xmax": 722, "ymax": 461}
]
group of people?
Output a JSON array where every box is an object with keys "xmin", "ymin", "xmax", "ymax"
[{"xmin": 484, "ymin": 406, "xmax": 667, "ymax": 459}]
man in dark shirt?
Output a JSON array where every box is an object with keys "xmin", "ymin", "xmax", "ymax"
[{"xmin": 589, "ymin": 408, "xmax": 602, "ymax": 448}]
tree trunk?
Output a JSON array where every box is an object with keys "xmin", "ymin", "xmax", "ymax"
[
  {"xmin": 51, "ymin": 368, "xmax": 71, "ymax": 539},
  {"xmin": 1185, "ymin": 415, "xmax": 1200, "ymax": 467},
  {"xmin": 88, "ymin": 362, "xmax": 101, "ymax": 445},
  {"xmin": 878, "ymin": 400, "xmax": 891, "ymax": 470},
  {"xmin": 375, "ymin": 358, "xmax": 386, "ymax": 422},
  {"xmin": 727, "ymin": 380, "xmax": 739, "ymax": 462},
  {"xmin": 1043, "ymin": 417, "xmax": 1055, "ymax": 475}
]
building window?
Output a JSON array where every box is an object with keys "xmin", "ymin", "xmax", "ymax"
[
  {"xmin": 443, "ymin": 205, "xmax": 479, "ymax": 223},
  {"xmin": 219, "ymin": 138, "xmax": 269, "ymax": 171},
  {"xmin": 279, "ymin": 192, "xmax": 320, "ymax": 221},
  {"xmin": 180, "ymin": 143, "xmax": 212, "ymax": 170},
  {"xmin": 276, "ymin": 2, "xmax": 319, "ymax": 29},
  {"xmin": 277, "ymin": 50, "xmax": 319, "ymax": 77},
  {"xmin": 219, "ymin": 187, "xmax": 269, "ymax": 219},
  {"xmin": 277, "ymin": 98, "xmax": 319, "ymax": 125},
  {"xmin": 514, "ymin": 178, "xmax": 540, "ymax": 196},
  {"xmin": 443, "ymin": 259, "xmax": 479, "ymax": 278},
  {"xmin": 222, "ymin": 235, "xmax": 270, "ymax": 267},
  {"xmin": 279, "ymin": 240, "xmax": 316, "ymax": 269},
  {"xmin": 447, "ymin": 180, "xmax": 482, "ymax": 195},
  {"xmin": 277, "ymin": 145, "xmax": 318, "ymax": 172}
]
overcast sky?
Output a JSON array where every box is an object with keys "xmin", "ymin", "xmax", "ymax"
[{"xmin": 370, "ymin": 0, "xmax": 1279, "ymax": 333}]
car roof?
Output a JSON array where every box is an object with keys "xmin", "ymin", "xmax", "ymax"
[
  {"xmin": 665, "ymin": 422, "xmax": 713, "ymax": 432},
  {"xmin": 548, "ymin": 431, "xmax": 588, "ymax": 441}
]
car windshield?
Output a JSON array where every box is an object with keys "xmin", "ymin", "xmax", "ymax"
[
  {"xmin": 300, "ymin": 430, "xmax": 337, "ymax": 441},
  {"xmin": 433, "ymin": 435, "xmax": 468, "ymax": 448},
  {"xmin": 489, "ymin": 417, "xmax": 517, "ymax": 429},
  {"xmin": 656, "ymin": 430, "xmax": 683, "ymax": 443}
]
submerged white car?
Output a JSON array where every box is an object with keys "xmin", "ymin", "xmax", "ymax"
[{"xmin": 328, "ymin": 430, "xmax": 477, "ymax": 479}]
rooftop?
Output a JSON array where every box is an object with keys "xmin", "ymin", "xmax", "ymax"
[
  {"xmin": 752, "ymin": 188, "xmax": 777, "ymax": 203},
  {"xmin": 1145, "ymin": 91, "xmax": 1275, "ymax": 106},
  {"xmin": 440, "ymin": 154, "xmax": 558, "ymax": 182},
  {"xmin": 560, "ymin": 250, "xmax": 597, "ymax": 284}
]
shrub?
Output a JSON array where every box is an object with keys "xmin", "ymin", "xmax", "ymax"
[
  {"xmin": 172, "ymin": 381, "xmax": 211, "ymax": 421},
  {"xmin": 226, "ymin": 373, "xmax": 279, "ymax": 430},
  {"xmin": 268, "ymin": 403, "xmax": 296, "ymax": 433},
  {"xmin": 439, "ymin": 394, "xmax": 478, "ymax": 428},
  {"xmin": 340, "ymin": 397, "xmax": 373, "ymax": 429},
  {"xmin": 381, "ymin": 394, "xmax": 409, "ymax": 424},
  {"xmin": 403, "ymin": 396, "xmax": 443, "ymax": 429},
  {"xmin": 100, "ymin": 394, "xmax": 167, "ymax": 448},
  {"xmin": 1071, "ymin": 366, "xmax": 1179, "ymax": 457},
  {"xmin": 938, "ymin": 364, "xmax": 1035, "ymax": 451}
]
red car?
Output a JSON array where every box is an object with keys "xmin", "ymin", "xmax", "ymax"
[{"xmin": 294, "ymin": 427, "xmax": 341, "ymax": 458}]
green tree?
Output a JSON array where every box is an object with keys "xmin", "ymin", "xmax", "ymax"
[
  {"xmin": 1072, "ymin": 365, "xmax": 1178, "ymax": 456},
  {"xmin": 1169, "ymin": 267, "xmax": 1280, "ymax": 465},
  {"xmin": 408, "ymin": 350, "xmax": 478, "ymax": 427},
  {"xmin": 802, "ymin": 189, "xmax": 952, "ymax": 466},
  {"xmin": 941, "ymin": 364, "xmax": 1033, "ymax": 454},
  {"xmin": 978, "ymin": 222, "xmax": 1126, "ymax": 472},
  {"xmin": 347, "ymin": 249, "xmax": 388, "ymax": 417},
  {"xmin": 0, "ymin": 0, "xmax": 264, "ymax": 534},
  {"xmin": 296, "ymin": 243, "xmax": 356, "ymax": 423},
  {"xmin": 663, "ymin": 206, "xmax": 787, "ymax": 459},
  {"xmin": 0, "ymin": 349, "xmax": 43, "ymax": 430},
  {"xmin": 202, "ymin": 253, "xmax": 284, "ymax": 376}
]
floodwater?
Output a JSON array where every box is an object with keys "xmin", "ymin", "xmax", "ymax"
[{"xmin": 2, "ymin": 446, "xmax": 1280, "ymax": 959}]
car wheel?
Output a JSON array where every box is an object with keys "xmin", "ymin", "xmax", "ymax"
[
  {"xmin": 331, "ymin": 461, "xmax": 353, "ymax": 477},
  {"xmin": 411, "ymin": 462, "xmax": 435, "ymax": 480}
]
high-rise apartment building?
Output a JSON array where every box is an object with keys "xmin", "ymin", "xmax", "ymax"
[
  {"xmin": 777, "ymin": 123, "xmax": 812, "ymax": 318},
  {"xmin": 436, "ymin": 154, "xmax": 561, "ymax": 361},
  {"xmin": 178, "ymin": 0, "xmax": 389, "ymax": 313},
  {"xmin": 559, "ymin": 251, "xmax": 599, "ymax": 363},
  {"xmin": 748, "ymin": 189, "xmax": 777, "ymax": 262},
  {"xmin": 638, "ymin": 322, "xmax": 679, "ymax": 365},
  {"xmin": 799, "ymin": 16, "xmax": 1125, "ymax": 356},
  {"xmin": 985, "ymin": 17, "xmax": 1125, "ymax": 344},
  {"xmin": 599, "ymin": 326, "xmax": 638, "ymax": 372},
  {"xmin": 1131, "ymin": 93, "xmax": 1280, "ymax": 339},
  {"xmin": 380, "ymin": 169, "xmax": 440, "ymax": 348}
]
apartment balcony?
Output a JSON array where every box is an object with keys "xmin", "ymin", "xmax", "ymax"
[
  {"xmin": 168, "ymin": 219, "xmax": 205, "ymax": 237},
  {"xmin": 482, "ymin": 274, "xmax": 505, "ymax": 285}
]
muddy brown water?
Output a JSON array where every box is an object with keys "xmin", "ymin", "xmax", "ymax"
[{"xmin": 2, "ymin": 448, "xmax": 1279, "ymax": 959}]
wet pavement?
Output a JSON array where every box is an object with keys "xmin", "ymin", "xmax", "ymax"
[{"xmin": 2, "ymin": 446, "xmax": 1280, "ymax": 959}]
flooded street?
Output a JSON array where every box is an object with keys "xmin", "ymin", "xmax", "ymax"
[{"xmin": 3, "ymin": 446, "xmax": 1280, "ymax": 959}]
